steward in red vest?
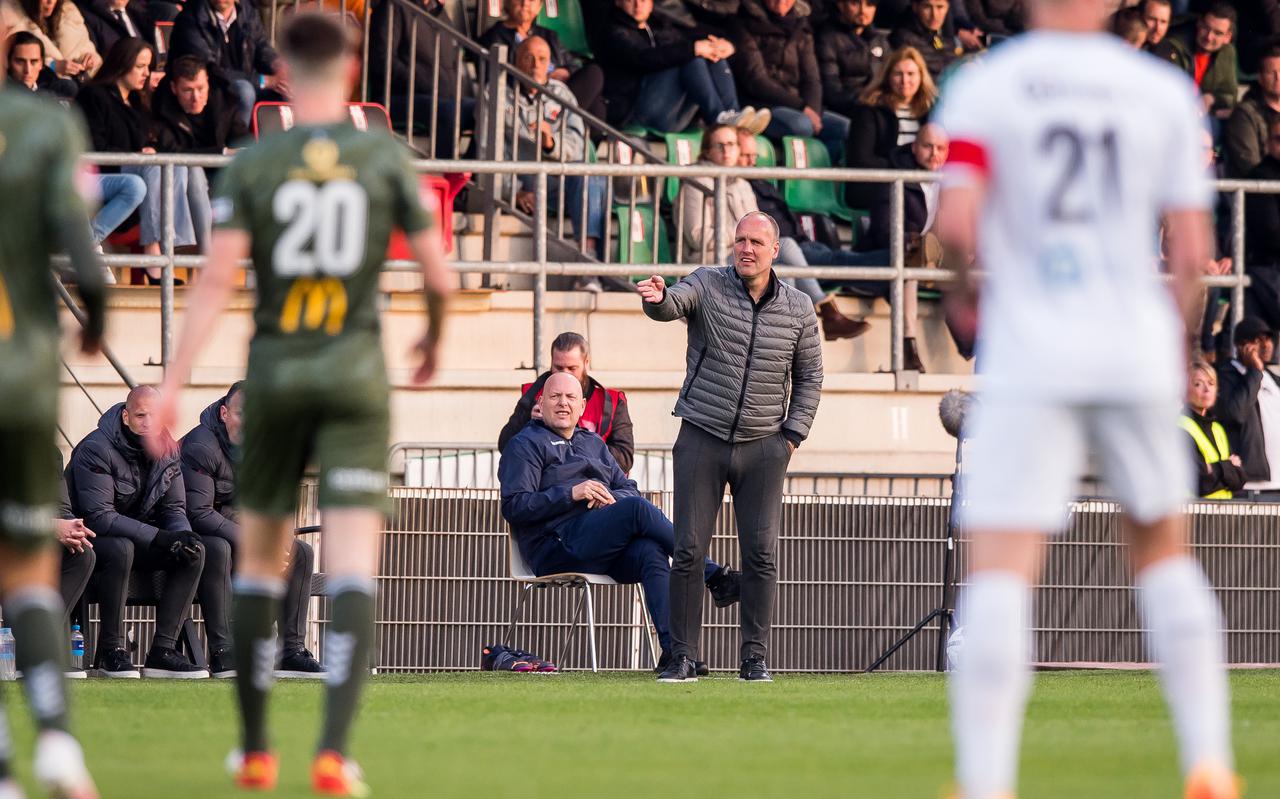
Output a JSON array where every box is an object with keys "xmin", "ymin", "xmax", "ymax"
[{"xmin": 498, "ymin": 371, "xmax": 635, "ymax": 472}]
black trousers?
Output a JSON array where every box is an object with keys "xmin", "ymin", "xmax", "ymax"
[
  {"xmin": 197, "ymin": 537, "xmax": 315, "ymax": 656},
  {"xmin": 92, "ymin": 536, "xmax": 204, "ymax": 653},
  {"xmin": 669, "ymin": 421, "xmax": 791, "ymax": 662},
  {"xmin": 60, "ymin": 547, "xmax": 96, "ymax": 625}
]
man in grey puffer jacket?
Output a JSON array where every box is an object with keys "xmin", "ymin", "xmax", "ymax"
[{"xmin": 640, "ymin": 210, "xmax": 823, "ymax": 683}]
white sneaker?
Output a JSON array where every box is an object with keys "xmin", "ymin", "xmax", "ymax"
[
  {"xmin": 714, "ymin": 109, "xmax": 745, "ymax": 127},
  {"xmin": 0, "ymin": 778, "xmax": 26, "ymax": 799},
  {"xmin": 745, "ymin": 107, "xmax": 771, "ymax": 135},
  {"xmin": 33, "ymin": 730, "xmax": 98, "ymax": 799},
  {"xmin": 64, "ymin": 670, "xmax": 88, "ymax": 680}
]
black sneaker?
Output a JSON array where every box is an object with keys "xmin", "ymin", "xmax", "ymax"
[
  {"xmin": 656, "ymin": 654, "xmax": 698, "ymax": 683},
  {"xmin": 655, "ymin": 652, "xmax": 710, "ymax": 677},
  {"xmin": 99, "ymin": 647, "xmax": 139, "ymax": 679},
  {"xmin": 141, "ymin": 647, "xmax": 209, "ymax": 679},
  {"xmin": 277, "ymin": 649, "xmax": 326, "ymax": 679},
  {"xmin": 738, "ymin": 656, "xmax": 773, "ymax": 682},
  {"xmin": 706, "ymin": 566, "xmax": 742, "ymax": 608},
  {"xmin": 209, "ymin": 648, "xmax": 235, "ymax": 679}
]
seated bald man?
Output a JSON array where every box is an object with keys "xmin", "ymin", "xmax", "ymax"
[
  {"xmin": 498, "ymin": 372, "xmax": 740, "ymax": 671},
  {"xmin": 66, "ymin": 386, "xmax": 208, "ymax": 679}
]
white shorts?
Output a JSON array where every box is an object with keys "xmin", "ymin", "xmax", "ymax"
[{"xmin": 958, "ymin": 395, "xmax": 1191, "ymax": 532}]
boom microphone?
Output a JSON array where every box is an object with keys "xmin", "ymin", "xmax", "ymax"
[{"xmin": 938, "ymin": 390, "xmax": 974, "ymax": 439}]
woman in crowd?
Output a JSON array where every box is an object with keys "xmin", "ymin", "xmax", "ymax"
[
  {"xmin": 1, "ymin": 0, "xmax": 100, "ymax": 79},
  {"xmin": 678, "ymin": 124, "xmax": 863, "ymax": 338},
  {"xmin": 76, "ymin": 38, "xmax": 209, "ymax": 282},
  {"xmin": 843, "ymin": 46, "xmax": 936, "ymax": 208},
  {"xmin": 1182, "ymin": 360, "xmax": 1247, "ymax": 499}
]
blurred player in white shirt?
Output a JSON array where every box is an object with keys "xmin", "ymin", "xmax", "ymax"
[{"xmin": 935, "ymin": 0, "xmax": 1238, "ymax": 795}]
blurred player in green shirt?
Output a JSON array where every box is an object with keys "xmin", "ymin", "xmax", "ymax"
[
  {"xmin": 150, "ymin": 13, "xmax": 451, "ymax": 796},
  {"xmin": 0, "ymin": 22, "xmax": 106, "ymax": 799}
]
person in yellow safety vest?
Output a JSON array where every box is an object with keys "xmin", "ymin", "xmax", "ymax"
[{"xmin": 1182, "ymin": 359, "xmax": 1248, "ymax": 499}]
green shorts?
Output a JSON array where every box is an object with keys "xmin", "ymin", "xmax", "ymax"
[
  {"xmin": 237, "ymin": 332, "xmax": 392, "ymax": 516},
  {"xmin": 0, "ymin": 337, "xmax": 60, "ymax": 549}
]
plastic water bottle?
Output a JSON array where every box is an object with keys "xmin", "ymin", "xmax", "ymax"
[
  {"xmin": 70, "ymin": 625, "xmax": 85, "ymax": 670},
  {"xmin": 0, "ymin": 628, "xmax": 16, "ymax": 681}
]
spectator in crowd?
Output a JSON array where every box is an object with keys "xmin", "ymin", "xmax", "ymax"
[
  {"xmin": 965, "ymin": 0, "xmax": 1021, "ymax": 37},
  {"xmin": 639, "ymin": 211, "xmax": 823, "ymax": 683},
  {"xmin": 1141, "ymin": 0, "xmax": 1178, "ymax": 62},
  {"xmin": 167, "ymin": 0, "xmax": 283, "ymax": 129},
  {"xmin": 77, "ymin": 38, "xmax": 205, "ymax": 279},
  {"xmin": 1183, "ymin": 360, "xmax": 1247, "ymax": 499},
  {"xmin": 5, "ymin": 28, "xmax": 76, "ymax": 96},
  {"xmin": 730, "ymin": 0, "xmax": 850, "ymax": 162},
  {"xmin": 79, "ymin": 0, "xmax": 153, "ymax": 57},
  {"xmin": 597, "ymin": 0, "xmax": 766, "ymax": 133},
  {"xmin": 153, "ymin": 55, "xmax": 247, "ymax": 154},
  {"xmin": 1110, "ymin": 6, "xmax": 1147, "ymax": 47},
  {"xmin": 1168, "ymin": 2, "xmax": 1238, "ymax": 118},
  {"xmin": 54, "ymin": 450, "xmax": 96, "ymax": 637},
  {"xmin": 367, "ymin": 0, "xmax": 476, "ymax": 155},
  {"xmin": 1217, "ymin": 318, "xmax": 1280, "ymax": 498},
  {"xmin": 859, "ymin": 122, "xmax": 947, "ymax": 371},
  {"xmin": 844, "ymin": 46, "xmax": 936, "ymax": 208},
  {"xmin": 677, "ymin": 124, "xmax": 861, "ymax": 336},
  {"xmin": 816, "ymin": 0, "xmax": 889, "ymax": 118},
  {"xmin": 1245, "ymin": 118, "xmax": 1280, "ymax": 331},
  {"xmin": 479, "ymin": 0, "xmax": 605, "ymax": 119},
  {"xmin": 65, "ymin": 386, "xmax": 208, "ymax": 679},
  {"xmin": 1231, "ymin": 0, "xmax": 1280, "ymax": 75},
  {"xmin": 498, "ymin": 372, "xmax": 742, "ymax": 672},
  {"xmin": 498, "ymin": 332, "xmax": 636, "ymax": 473},
  {"xmin": 181, "ymin": 383, "xmax": 324, "ymax": 679},
  {"xmin": 7, "ymin": 33, "xmax": 144, "ymax": 270},
  {"xmin": 1, "ymin": 0, "xmax": 102, "ymax": 78},
  {"xmin": 889, "ymin": 0, "xmax": 965, "ymax": 79},
  {"xmin": 1224, "ymin": 46, "xmax": 1280, "ymax": 179},
  {"xmin": 735, "ymin": 127, "xmax": 872, "ymax": 339},
  {"xmin": 504, "ymin": 36, "xmax": 606, "ymax": 270}
]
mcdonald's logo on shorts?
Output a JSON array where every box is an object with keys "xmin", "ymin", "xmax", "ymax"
[{"xmin": 280, "ymin": 277, "xmax": 348, "ymax": 335}]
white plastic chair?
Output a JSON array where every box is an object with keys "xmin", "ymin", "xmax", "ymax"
[{"xmin": 505, "ymin": 537, "xmax": 658, "ymax": 672}]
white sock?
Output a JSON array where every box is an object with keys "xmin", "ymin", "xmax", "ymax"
[
  {"xmin": 949, "ymin": 571, "xmax": 1033, "ymax": 799},
  {"xmin": 1136, "ymin": 555, "xmax": 1233, "ymax": 775}
]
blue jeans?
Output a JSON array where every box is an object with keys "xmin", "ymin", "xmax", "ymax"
[
  {"xmin": 229, "ymin": 79, "xmax": 257, "ymax": 131},
  {"xmin": 521, "ymin": 174, "xmax": 607, "ymax": 257},
  {"xmin": 777, "ymin": 236, "xmax": 824, "ymax": 304},
  {"xmin": 528, "ymin": 495, "xmax": 721, "ymax": 654},
  {"xmin": 631, "ymin": 58, "xmax": 740, "ymax": 130},
  {"xmin": 800, "ymin": 240, "xmax": 888, "ymax": 267},
  {"xmin": 122, "ymin": 165, "xmax": 199, "ymax": 247},
  {"xmin": 765, "ymin": 107, "xmax": 852, "ymax": 165},
  {"xmin": 91, "ymin": 173, "xmax": 146, "ymax": 244}
]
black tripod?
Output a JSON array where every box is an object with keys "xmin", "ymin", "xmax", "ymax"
[{"xmin": 866, "ymin": 436, "xmax": 963, "ymax": 673}]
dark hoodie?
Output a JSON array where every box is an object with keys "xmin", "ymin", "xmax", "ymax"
[
  {"xmin": 65, "ymin": 402, "xmax": 190, "ymax": 547},
  {"xmin": 729, "ymin": 0, "xmax": 822, "ymax": 112},
  {"xmin": 180, "ymin": 394, "xmax": 239, "ymax": 542}
]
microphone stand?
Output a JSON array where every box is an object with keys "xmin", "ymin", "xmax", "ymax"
[{"xmin": 866, "ymin": 433, "xmax": 963, "ymax": 673}]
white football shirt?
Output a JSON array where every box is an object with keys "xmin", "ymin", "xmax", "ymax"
[{"xmin": 937, "ymin": 32, "xmax": 1212, "ymax": 402}]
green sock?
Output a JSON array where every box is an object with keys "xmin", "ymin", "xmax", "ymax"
[
  {"xmin": 318, "ymin": 578, "xmax": 376, "ymax": 756},
  {"xmin": 232, "ymin": 577, "xmax": 283, "ymax": 754},
  {"xmin": 10, "ymin": 586, "xmax": 69, "ymax": 733}
]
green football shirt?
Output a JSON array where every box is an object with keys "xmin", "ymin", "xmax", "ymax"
[{"xmin": 212, "ymin": 124, "xmax": 432, "ymax": 348}]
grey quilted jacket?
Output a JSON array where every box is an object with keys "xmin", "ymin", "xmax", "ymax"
[{"xmin": 643, "ymin": 266, "xmax": 823, "ymax": 444}]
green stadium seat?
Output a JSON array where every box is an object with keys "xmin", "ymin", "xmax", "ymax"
[
  {"xmin": 662, "ymin": 131, "xmax": 702, "ymax": 204},
  {"xmin": 613, "ymin": 205, "xmax": 672, "ymax": 266},
  {"xmin": 537, "ymin": 0, "xmax": 592, "ymax": 59},
  {"xmin": 753, "ymin": 135, "xmax": 778, "ymax": 186},
  {"xmin": 782, "ymin": 136, "xmax": 857, "ymax": 222}
]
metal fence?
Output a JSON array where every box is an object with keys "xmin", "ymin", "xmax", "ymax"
[
  {"xmin": 78, "ymin": 150, "xmax": 1277, "ymax": 383},
  {"xmin": 72, "ymin": 489, "xmax": 1280, "ymax": 672},
  {"xmin": 387, "ymin": 441, "xmax": 954, "ymax": 496}
]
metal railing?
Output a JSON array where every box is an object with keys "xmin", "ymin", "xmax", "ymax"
[{"xmin": 78, "ymin": 150, "xmax": 1276, "ymax": 381}]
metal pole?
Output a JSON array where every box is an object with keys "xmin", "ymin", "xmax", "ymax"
[
  {"xmin": 533, "ymin": 172, "xmax": 548, "ymax": 373},
  {"xmin": 890, "ymin": 179, "xmax": 905, "ymax": 375},
  {"xmin": 480, "ymin": 46, "xmax": 508, "ymax": 266},
  {"xmin": 360, "ymin": 1, "xmax": 371, "ymax": 101},
  {"xmin": 407, "ymin": 19, "xmax": 418, "ymax": 148},
  {"xmin": 383, "ymin": 5, "xmax": 394, "ymax": 109},
  {"xmin": 1232, "ymin": 188, "xmax": 1246, "ymax": 330},
  {"xmin": 53, "ymin": 280, "xmax": 137, "ymax": 388},
  {"xmin": 713, "ymin": 175, "xmax": 728, "ymax": 264},
  {"xmin": 161, "ymin": 162, "xmax": 175, "ymax": 372}
]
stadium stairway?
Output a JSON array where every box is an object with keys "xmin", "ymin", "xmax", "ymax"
[{"xmin": 60, "ymin": 263, "xmax": 973, "ymax": 475}]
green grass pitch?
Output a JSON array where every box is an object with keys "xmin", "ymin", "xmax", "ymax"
[{"xmin": 3, "ymin": 670, "xmax": 1277, "ymax": 797}]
